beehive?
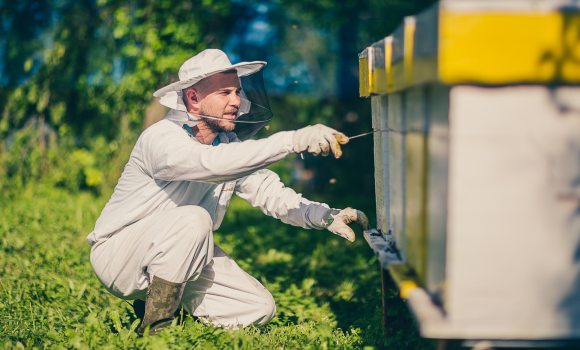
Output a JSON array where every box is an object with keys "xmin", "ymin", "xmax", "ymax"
[{"xmin": 361, "ymin": 0, "xmax": 580, "ymax": 342}]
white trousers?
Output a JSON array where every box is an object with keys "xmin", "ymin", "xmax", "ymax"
[{"xmin": 90, "ymin": 205, "xmax": 276, "ymax": 328}]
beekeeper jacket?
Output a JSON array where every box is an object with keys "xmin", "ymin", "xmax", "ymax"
[{"xmin": 86, "ymin": 110, "xmax": 330, "ymax": 246}]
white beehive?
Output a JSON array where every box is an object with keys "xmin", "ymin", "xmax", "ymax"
[{"xmin": 360, "ymin": 0, "xmax": 580, "ymax": 344}]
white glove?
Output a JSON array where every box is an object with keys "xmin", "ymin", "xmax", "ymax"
[
  {"xmin": 323, "ymin": 208, "xmax": 370, "ymax": 242},
  {"xmin": 293, "ymin": 124, "xmax": 349, "ymax": 158}
]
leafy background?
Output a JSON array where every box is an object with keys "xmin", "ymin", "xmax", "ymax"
[{"xmin": 0, "ymin": 0, "xmax": 435, "ymax": 348}]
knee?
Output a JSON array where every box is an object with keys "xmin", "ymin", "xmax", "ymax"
[
  {"xmin": 253, "ymin": 290, "xmax": 277, "ymax": 327},
  {"xmin": 172, "ymin": 205, "xmax": 213, "ymax": 239},
  {"xmin": 175, "ymin": 205, "xmax": 212, "ymax": 224}
]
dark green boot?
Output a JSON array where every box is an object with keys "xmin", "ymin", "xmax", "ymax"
[
  {"xmin": 133, "ymin": 300, "xmax": 194, "ymax": 325},
  {"xmin": 137, "ymin": 275, "xmax": 185, "ymax": 337}
]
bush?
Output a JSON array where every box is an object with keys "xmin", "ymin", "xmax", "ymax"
[{"xmin": 0, "ymin": 119, "xmax": 135, "ymax": 197}]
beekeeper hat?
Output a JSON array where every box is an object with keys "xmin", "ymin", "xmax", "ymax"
[
  {"xmin": 154, "ymin": 49, "xmax": 273, "ymax": 141},
  {"xmin": 153, "ymin": 49, "xmax": 266, "ymax": 111}
]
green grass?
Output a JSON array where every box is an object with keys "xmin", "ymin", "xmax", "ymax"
[{"xmin": 0, "ymin": 183, "xmax": 430, "ymax": 349}]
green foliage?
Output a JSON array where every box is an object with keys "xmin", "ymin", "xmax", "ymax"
[
  {"xmin": 0, "ymin": 0, "xmax": 439, "ymax": 348},
  {"xmin": 0, "ymin": 179, "xmax": 430, "ymax": 349},
  {"xmin": 0, "ymin": 80, "xmax": 423, "ymax": 348},
  {"xmin": 0, "ymin": 0, "xmax": 234, "ymax": 140},
  {"xmin": 0, "ymin": 118, "xmax": 135, "ymax": 195},
  {"xmin": 275, "ymin": 0, "xmax": 436, "ymax": 46}
]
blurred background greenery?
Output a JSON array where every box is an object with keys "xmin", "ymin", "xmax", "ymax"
[
  {"xmin": 0, "ymin": 0, "xmax": 435, "ymax": 203},
  {"xmin": 0, "ymin": 0, "xmax": 436, "ymax": 348}
]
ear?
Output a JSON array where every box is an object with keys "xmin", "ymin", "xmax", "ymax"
[{"xmin": 186, "ymin": 88, "xmax": 201, "ymax": 106}]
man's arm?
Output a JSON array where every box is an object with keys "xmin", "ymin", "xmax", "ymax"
[
  {"xmin": 234, "ymin": 169, "xmax": 330, "ymax": 229},
  {"xmin": 138, "ymin": 122, "xmax": 349, "ymax": 185},
  {"xmin": 234, "ymin": 169, "xmax": 370, "ymax": 241},
  {"xmin": 138, "ymin": 123, "xmax": 295, "ymax": 184}
]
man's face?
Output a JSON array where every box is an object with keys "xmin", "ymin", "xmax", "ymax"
[{"xmin": 197, "ymin": 72, "xmax": 241, "ymax": 133}]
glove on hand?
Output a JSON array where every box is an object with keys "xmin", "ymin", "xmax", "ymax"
[
  {"xmin": 293, "ymin": 124, "xmax": 349, "ymax": 158},
  {"xmin": 323, "ymin": 208, "xmax": 370, "ymax": 242}
]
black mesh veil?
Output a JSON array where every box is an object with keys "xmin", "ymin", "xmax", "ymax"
[{"xmin": 233, "ymin": 67, "xmax": 273, "ymax": 140}]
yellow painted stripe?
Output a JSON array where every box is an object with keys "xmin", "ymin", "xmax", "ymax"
[
  {"xmin": 404, "ymin": 17, "xmax": 416, "ymax": 85},
  {"xmin": 367, "ymin": 48, "xmax": 375, "ymax": 94},
  {"xmin": 439, "ymin": 11, "xmax": 580, "ymax": 84},
  {"xmin": 385, "ymin": 36, "xmax": 393, "ymax": 92},
  {"xmin": 359, "ymin": 56, "xmax": 370, "ymax": 97}
]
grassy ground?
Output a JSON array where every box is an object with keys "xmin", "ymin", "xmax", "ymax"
[{"xmin": 0, "ymin": 180, "xmax": 431, "ymax": 349}]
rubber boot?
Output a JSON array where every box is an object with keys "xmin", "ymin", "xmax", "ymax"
[
  {"xmin": 133, "ymin": 300, "xmax": 194, "ymax": 325},
  {"xmin": 137, "ymin": 275, "xmax": 185, "ymax": 337}
]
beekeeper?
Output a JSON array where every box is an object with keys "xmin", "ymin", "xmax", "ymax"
[{"xmin": 87, "ymin": 49, "xmax": 369, "ymax": 336}]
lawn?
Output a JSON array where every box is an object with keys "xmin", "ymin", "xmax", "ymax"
[{"xmin": 0, "ymin": 177, "xmax": 429, "ymax": 349}]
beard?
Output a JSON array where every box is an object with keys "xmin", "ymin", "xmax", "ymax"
[{"xmin": 199, "ymin": 104, "xmax": 237, "ymax": 133}]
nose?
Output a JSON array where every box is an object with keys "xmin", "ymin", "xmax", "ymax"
[{"xmin": 230, "ymin": 91, "xmax": 241, "ymax": 109}]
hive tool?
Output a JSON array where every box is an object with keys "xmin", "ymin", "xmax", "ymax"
[
  {"xmin": 348, "ymin": 130, "xmax": 381, "ymax": 139},
  {"xmin": 299, "ymin": 129, "xmax": 385, "ymax": 159}
]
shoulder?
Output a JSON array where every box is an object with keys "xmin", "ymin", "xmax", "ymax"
[
  {"xmin": 142, "ymin": 119, "xmax": 182, "ymax": 136},
  {"xmin": 139, "ymin": 120, "xmax": 190, "ymax": 145}
]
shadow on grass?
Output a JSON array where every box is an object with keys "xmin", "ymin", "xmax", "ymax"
[{"xmin": 214, "ymin": 194, "xmax": 430, "ymax": 349}]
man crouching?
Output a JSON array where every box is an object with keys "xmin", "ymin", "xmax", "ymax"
[{"xmin": 87, "ymin": 49, "xmax": 369, "ymax": 336}]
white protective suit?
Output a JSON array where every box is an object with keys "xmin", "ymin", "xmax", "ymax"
[{"xmin": 88, "ymin": 108, "xmax": 331, "ymax": 328}]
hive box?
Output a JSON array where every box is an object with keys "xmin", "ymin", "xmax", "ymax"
[{"xmin": 360, "ymin": 0, "xmax": 580, "ymax": 342}]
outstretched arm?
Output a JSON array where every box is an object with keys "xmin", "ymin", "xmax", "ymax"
[
  {"xmin": 235, "ymin": 169, "xmax": 369, "ymax": 241},
  {"xmin": 140, "ymin": 124, "xmax": 295, "ymax": 184},
  {"xmin": 139, "ymin": 122, "xmax": 350, "ymax": 184},
  {"xmin": 234, "ymin": 169, "xmax": 330, "ymax": 229}
]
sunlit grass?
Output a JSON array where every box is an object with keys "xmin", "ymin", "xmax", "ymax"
[{"xmin": 0, "ymin": 184, "xmax": 429, "ymax": 349}]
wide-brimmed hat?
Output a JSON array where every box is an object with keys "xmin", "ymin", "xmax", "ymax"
[{"xmin": 153, "ymin": 49, "xmax": 266, "ymax": 110}]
